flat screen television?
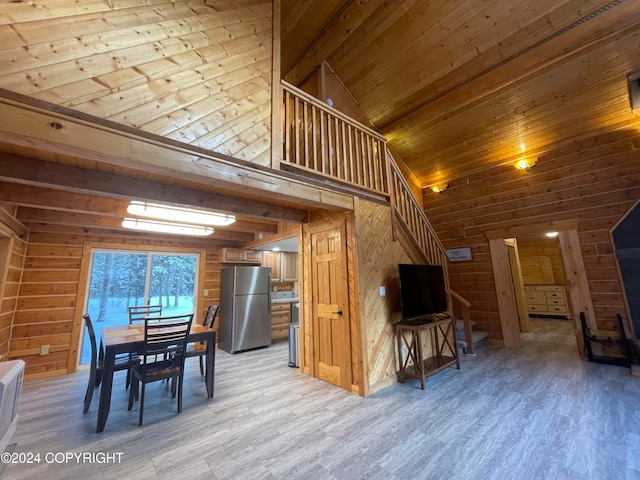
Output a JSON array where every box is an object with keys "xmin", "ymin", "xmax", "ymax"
[{"xmin": 398, "ymin": 264, "xmax": 448, "ymax": 320}]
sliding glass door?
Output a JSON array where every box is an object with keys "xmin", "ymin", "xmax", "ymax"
[{"xmin": 80, "ymin": 249, "xmax": 198, "ymax": 365}]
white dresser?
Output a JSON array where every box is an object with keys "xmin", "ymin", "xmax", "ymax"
[{"xmin": 524, "ymin": 284, "xmax": 569, "ymax": 317}]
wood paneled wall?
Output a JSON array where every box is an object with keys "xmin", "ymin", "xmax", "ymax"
[
  {"xmin": 301, "ymin": 200, "xmax": 424, "ymax": 396},
  {"xmin": 0, "ymin": 0, "xmax": 274, "ymax": 166},
  {"xmin": 423, "ymin": 129, "xmax": 640, "ymax": 342},
  {"xmin": 8, "ymin": 222, "xmax": 224, "ymax": 379},
  {"xmin": 354, "ymin": 199, "xmax": 413, "ymax": 395},
  {"xmin": 0, "ymin": 206, "xmax": 27, "ymax": 361}
]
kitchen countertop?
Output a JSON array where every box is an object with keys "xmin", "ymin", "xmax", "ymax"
[{"xmin": 271, "ymin": 297, "xmax": 299, "ymax": 304}]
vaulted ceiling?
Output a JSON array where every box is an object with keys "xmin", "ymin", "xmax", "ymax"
[
  {"xmin": 2, "ymin": 0, "xmax": 639, "ymax": 241},
  {"xmin": 281, "ymin": 0, "xmax": 640, "ymax": 189}
]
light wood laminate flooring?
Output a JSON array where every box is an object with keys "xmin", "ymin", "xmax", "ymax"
[{"xmin": 3, "ymin": 318, "xmax": 639, "ymax": 480}]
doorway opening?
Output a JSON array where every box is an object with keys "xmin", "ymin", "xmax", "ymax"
[
  {"xmin": 487, "ymin": 220, "xmax": 591, "ymax": 354},
  {"xmin": 509, "ymin": 234, "xmax": 575, "ymax": 342}
]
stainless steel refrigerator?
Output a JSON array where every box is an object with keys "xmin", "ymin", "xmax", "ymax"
[{"xmin": 218, "ymin": 266, "xmax": 272, "ymax": 353}]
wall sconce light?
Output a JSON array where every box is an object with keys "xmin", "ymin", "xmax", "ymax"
[
  {"xmin": 431, "ymin": 184, "xmax": 449, "ymax": 193},
  {"xmin": 516, "ymin": 158, "xmax": 537, "ymax": 171}
]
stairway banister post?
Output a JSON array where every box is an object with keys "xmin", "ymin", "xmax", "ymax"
[{"xmin": 451, "ymin": 290, "xmax": 474, "ymax": 355}]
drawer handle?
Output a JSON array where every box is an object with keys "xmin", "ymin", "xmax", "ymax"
[{"xmin": 332, "ymin": 310, "xmax": 343, "ymax": 315}]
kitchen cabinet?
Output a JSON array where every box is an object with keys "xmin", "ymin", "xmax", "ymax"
[
  {"xmin": 281, "ymin": 252, "xmax": 298, "ymax": 281},
  {"xmin": 220, "ymin": 248, "xmax": 262, "ymax": 264},
  {"xmin": 261, "ymin": 251, "xmax": 298, "ymax": 282},
  {"xmin": 262, "ymin": 251, "xmax": 281, "ymax": 281},
  {"xmin": 271, "ymin": 302, "xmax": 291, "ymax": 341}
]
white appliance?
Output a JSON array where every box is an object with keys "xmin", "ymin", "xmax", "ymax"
[
  {"xmin": 0, "ymin": 360, "xmax": 24, "ymax": 453},
  {"xmin": 219, "ymin": 266, "xmax": 271, "ymax": 353}
]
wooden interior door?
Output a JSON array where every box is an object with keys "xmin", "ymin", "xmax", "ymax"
[{"xmin": 311, "ymin": 224, "xmax": 351, "ymax": 389}]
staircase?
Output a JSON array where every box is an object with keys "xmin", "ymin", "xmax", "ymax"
[
  {"xmin": 280, "ymin": 80, "xmax": 485, "ymax": 353},
  {"xmin": 455, "ymin": 319, "xmax": 489, "ymax": 355}
]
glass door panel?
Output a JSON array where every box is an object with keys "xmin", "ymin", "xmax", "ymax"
[
  {"xmin": 80, "ymin": 250, "xmax": 198, "ymax": 365},
  {"xmin": 149, "ymin": 254, "xmax": 197, "ymax": 316}
]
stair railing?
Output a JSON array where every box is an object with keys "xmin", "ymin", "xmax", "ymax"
[
  {"xmin": 387, "ymin": 150, "xmax": 448, "ymax": 268},
  {"xmin": 450, "ymin": 290, "xmax": 474, "ymax": 354},
  {"xmin": 280, "ymin": 80, "xmax": 474, "ymax": 350}
]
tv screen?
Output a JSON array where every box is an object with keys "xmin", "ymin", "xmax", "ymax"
[{"xmin": 398, "ymin": 264, "xmax": 448, "ymax": 319}]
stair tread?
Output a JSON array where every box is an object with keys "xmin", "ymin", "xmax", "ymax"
[{"xmin": 456, "ymin": 319, "xmax": 477, "ymax": 330}]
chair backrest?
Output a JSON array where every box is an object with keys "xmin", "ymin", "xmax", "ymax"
[
  {"xmin": 143, "ymin": 314, "xmax": 194, "ymax": 364},
  {"xmin": 202, "ymin": 304, "xmax": 219, "ymax": 329},
  {"xmin": 83, "ymin": 313, "xmax": 98, "ymax": 369},
  {"xmin": 128, "ymin": 305, "xmax": 163, "ymax": 324}
]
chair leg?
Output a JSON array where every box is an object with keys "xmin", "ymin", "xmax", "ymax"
[
  {"xmin": 199, "ymin": 356, "xmax": 204, "ymax": 376},
  {"xmin": 128, "ymin": 376, "xmax": 138, "ymax": 411},
  {"xmin": 83, "ymin": 368, "xmax": 96, "ymax": 414},
  {"xmin": 138, "ymin": 382, "xmax": 145, "ymax": 426},
  {"xmin": 177, "ymin": 374, "xmax": 184, "ymax": 414}
]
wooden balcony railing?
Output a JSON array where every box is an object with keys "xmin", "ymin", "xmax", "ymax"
[{"xmin": 281, "ymin": 80, "xmax": 389, "ymax": 196}]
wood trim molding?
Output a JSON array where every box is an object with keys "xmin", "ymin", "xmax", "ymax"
[
  {"xmin": 484, "ymin": 219, "xmax": 579, "ymax": 240},
  {"xmin": 0, "ymin": 92, "xmax": 355, "ymax": 213},
  {"xmin": 488, "ymin": 238, "xmax": 522, "ymax": 348}
]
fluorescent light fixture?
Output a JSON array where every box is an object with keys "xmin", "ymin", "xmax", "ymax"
[
  {"xmin": 546, "ymin": 231, "xmax": 559, "ymax": 238},
  {"xmin": 122, "ymin": 218, "xmax": 214, "ymax": 236},
  {"xmin": 127, "ymin": 201, "xmax": 235, "ymax": 226},
  {"xmin": 272, "ymin": 247, "xmax": 280, "ymax": 251}
]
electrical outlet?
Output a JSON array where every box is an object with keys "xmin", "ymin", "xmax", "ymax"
[
  {"xmin": 40, "ymin": 344, "xmax": 50, "ymax": 355},
  {"xmin": 204, "ymin": 289, "xmax": 209, "ymax": 296}
]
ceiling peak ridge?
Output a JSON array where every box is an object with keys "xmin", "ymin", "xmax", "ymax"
[{"xmin": 380, "ymin": 0, "xmax": 626, "ymax": 131}]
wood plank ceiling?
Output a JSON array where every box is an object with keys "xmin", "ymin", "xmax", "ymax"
[
  {"xmin": 2, "ymin": 0, "xmax": 640, "ymax": 239},
  {"xmin": 0, "ymin": 0, "xmax": 291, "ymax": 243},
  {"xmin": 281, "ymin": 0, "xmax": 640, "ymax": 189}
]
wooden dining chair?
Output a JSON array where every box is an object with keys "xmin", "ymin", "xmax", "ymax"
[
  {"xmin": 128, "ymin": 304, "xmax": 163, "ymax": 324},
  {"xmin": 127, "ymin": 313, "xmax": 194, "ymax": 426},
  {"xmin": 83, "ymin": 313, "xmax": 140, "ymax": 414},
  {"xmin": 185, "ymin": 304, "xmax": 219, "ymax": 375}
]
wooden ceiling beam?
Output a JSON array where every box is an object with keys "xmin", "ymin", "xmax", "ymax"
[
  {"xmin": 0, "ymin": 182, "xmax": 279, "ymax": 235},
  {"xmin": 0, "ymin": 153, "xmax": 309, "ymax": 224},
  {"xmin": 16, "ymin": 207, "xmax": 255, "ymax": 243},
  {"xmin": 0, "ymin": 92, "xmax": 354, "ymax": 213}
]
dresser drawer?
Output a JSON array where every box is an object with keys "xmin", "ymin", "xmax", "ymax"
[{"xmin": 525, "ymin": 284, "xmax": 569, "ymax": 316}]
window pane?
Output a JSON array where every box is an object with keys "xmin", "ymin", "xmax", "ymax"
[
  {"xmin": 150, "ymin": 254, "xmax": 197, "ymax": 316},
  {"xmin": 80, "ymin": 252, "xmax": 148, "ymax": 365},
  {"xmin": 81, "ymin": 250, "xmax": 198, "ymax": 366}
]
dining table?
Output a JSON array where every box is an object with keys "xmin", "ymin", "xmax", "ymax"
[{"xmin": 96, "ymin": 323, "xmax": 216, "ymax": 433}]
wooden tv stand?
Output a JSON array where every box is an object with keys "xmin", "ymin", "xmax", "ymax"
[{"xmin": 395, "ymin": 315, "xmax": 460, "ymax": 390}]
